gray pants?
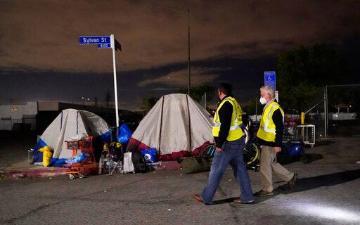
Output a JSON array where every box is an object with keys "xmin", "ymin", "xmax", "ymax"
[{"xmin": 260, "ymin": 145, "xmax": 294, "ymax": 192}]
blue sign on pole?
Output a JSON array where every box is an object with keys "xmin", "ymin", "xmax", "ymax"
[
  {"xmin": 264, "ymin": 71, "xmax": 276, "ymax": 90},
  {"xmin": 97, "ymin": 43, "xmax": 111, "ymax": 48},
  {"xmin": 79, "ymin": 36, "xmax": 110, "ymax": 45}
]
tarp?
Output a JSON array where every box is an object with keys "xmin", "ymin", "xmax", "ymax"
[{"xmin": 127, "ymin": 94, "xmax": 214, "ymax": 160}]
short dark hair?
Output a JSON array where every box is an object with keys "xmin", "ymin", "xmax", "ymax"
[{"xmin": 218, "ymin": 83, "xmax": 233, "ymax": 96}]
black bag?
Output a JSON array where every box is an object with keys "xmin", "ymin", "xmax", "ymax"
[
  {"xmin": 180, "ymin": 157, "xmax": 211, "ymax": 174},
  {"xmin": 131, "ymin": 151, "xmax": 147, "ymax": 173}
]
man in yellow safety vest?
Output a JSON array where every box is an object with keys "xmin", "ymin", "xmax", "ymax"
[
  {"xmin": 256, "ymin": 86, "xmax": 297, "ymax": 196},
  {"xmin": 195, "ymin": 83, "xmax": 254, "ymax": 205}
]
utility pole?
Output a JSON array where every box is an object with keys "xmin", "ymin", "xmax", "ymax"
[
  {"xmin": 324, "ymin": 85, "xmax": 328, "ymax": 137},
  {"xmin": 187, "ymin": 9, "xmax": 191, "ymax": 95},
  {"xmin": 255, "ymin": 98, "xmax": 258, "ymax": 122}
]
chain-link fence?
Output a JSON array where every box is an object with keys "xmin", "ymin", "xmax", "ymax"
[{"xmin": 305, "ymin": 84, "xmax": 360, "ymax": 139}]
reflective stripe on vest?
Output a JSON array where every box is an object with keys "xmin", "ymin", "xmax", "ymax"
[
  {"xmin": 212, "ymin": 96, "xmax": 244, "ymax": 141},
  {"xmin": 256, "ymin": 101, "xmax": 284, "ymax": 142}
]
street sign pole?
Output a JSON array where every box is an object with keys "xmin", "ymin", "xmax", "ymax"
[
  {"xmin": 110, "ymin": 34, "xmax": 119, "ymax": 128},
  {"xmin": 264, "ymin": 71, "xmax": 278, "ymax": 101},
  {"xmin": 79, "ymin": 34, "xmax": 119, "ymax": 129}
]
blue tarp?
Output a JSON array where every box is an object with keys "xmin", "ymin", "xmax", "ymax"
[
  {"xmin": 117, "ymin": 124, "xmax": 132, "ymax": 144},
  {"xmin": 100, "ymin": 130, "xmax": 112, "ymax": 143},
  {"xmin": 32, "ymin": 138, "xmax": 47, "ymax": 163},
  {"xmin": 141, "ymin": 148, "xmax": 158, "ymax": 163}
]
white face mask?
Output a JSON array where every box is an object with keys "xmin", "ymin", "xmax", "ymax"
[{"xmin": 259, "ymin": 97, "xmax": 267, "ymax": 105}]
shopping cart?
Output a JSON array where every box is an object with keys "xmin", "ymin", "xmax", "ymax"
[{"xmin": 99, "ymin": 142, "xmax": 124, "ymax": 175}]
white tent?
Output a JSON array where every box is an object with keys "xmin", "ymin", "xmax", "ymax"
[
  {"xmin": 128, "ymin": 94, "xmax": 214, "ymax": 160},
  {"xmin": 34, "ymin": 109, "xmax": 110, "ymax": 161}
]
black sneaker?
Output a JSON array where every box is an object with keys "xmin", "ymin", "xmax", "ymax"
[
  {"xmin": 233, "ymin": 199, "xmax": 255, "ymax": 204},
  {"xmin": 287, "ymin": 173, "xmax": 297, "ymax": 189}
]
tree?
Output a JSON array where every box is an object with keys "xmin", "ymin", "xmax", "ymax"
[
  {"xmin": 179, "ymin": 85, "xmax": 215, "ymax": 103},
  {"xmin": 277, "ymin": 44, "xmax": 347, "ymax": 111},
  {"xmin": 141, "ymin": 96, "xmax": 158, "ymax": 112},
  {"xmin": 105, "ymin": 90, "xmax": 111, "ymax": 108},
  {"xmin": 94, "ymin": 97, "xmax": 98, "ymax": 107},
  {"xmin": 242, "ymin": 98, "xmax": 259, "ymax": 115}
]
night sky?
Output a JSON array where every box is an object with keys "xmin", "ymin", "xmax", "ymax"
[{"xmin": 1, "ymin": 0, "xmax": 359, "ymax": 110}]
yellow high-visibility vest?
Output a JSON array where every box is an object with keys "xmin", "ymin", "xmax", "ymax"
[
  {"xmin": 212, "ymin": 96, "xmax": 244, "ymax": 141},
  {"xmin": 256, "ymin": 101, "xmax": 284, "ymax": 142}
]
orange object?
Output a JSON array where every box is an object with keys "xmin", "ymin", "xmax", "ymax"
[
  {"xmin": 66, "ymin": 162, "xmax": 99, "ymax": 178},
  {"xmin": 301, "ymin": 112, "xmax": 305, "ymax": 125},
  {"xmin": 66, "ymin": 140, "xmax": 79, "ymax": 157},
  {"xmin": 65, "ymin": 136, "xmax": 97, "ymax": 179},
  {"xmin": 72, "ymin": 148, "xmax": 77, "ymax": 157},
  {"xmin": 65, "ymin": 136, "xmax": 95, "ymax": 160}
]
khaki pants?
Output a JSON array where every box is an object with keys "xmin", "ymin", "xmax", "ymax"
[{"xmin": 260, "ymin": 145, "xmax": 294, "ymax": 192}]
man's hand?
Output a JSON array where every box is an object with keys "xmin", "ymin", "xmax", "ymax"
[
  {"xmin": 274, "ymin": 147, "xmax": 281, "ymax": 153},
  {"xmin": 216, "ymin": 147, "xmax": 223, "ymax": 152}
]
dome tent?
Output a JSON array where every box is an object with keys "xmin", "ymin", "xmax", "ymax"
[
  {"xmin": 127, "ymin": 94, "xmax": 214, "ymax": 160},
  {"xmin": 33, "ymin": 109, "xmax": 111, "ymax": 164}
]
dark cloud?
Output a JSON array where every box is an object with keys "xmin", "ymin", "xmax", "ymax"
[
  {"xmin": 0, "ymin": 0, "xmax": 359, "ymax": 109},
  {"xmin": 1, "ymin": 0, "xmax": 359, "ymax": 72}
]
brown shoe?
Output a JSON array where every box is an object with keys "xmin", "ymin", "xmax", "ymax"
[
  {"xmin": 254, "ymin": 190, "xmax": 274, "ymax": 197},
  {"xmin": 193, "ymin": 194, "xmax": 212, "ymax": 205},
  {"xmin": 193, "ymin": 194, "xmax": 204, "ymax": 203},
  {"xmin": 287, "ymin": 173, "xmax": 297, "ymax": 189}
]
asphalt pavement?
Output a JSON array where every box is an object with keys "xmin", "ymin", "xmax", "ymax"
[{"xmin": 0, "ymin": 137, "xmax": 359, "ymax": 225}]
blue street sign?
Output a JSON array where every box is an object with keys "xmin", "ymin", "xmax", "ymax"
[
  {"xmin": 264, "ymin": 71, "xmax": 276, "ymax": 90},
  {"xmin": 98, "ymin": 43, "xmax": 111, "ymax": 48},
  {"xmin": 79, "ymin": 36, "xmax": 110, "ymax": 45}
]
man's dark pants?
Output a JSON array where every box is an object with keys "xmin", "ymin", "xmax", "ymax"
[{"xmin": 201, "ymin": 137, "xmax": 254, "ymax": 204}]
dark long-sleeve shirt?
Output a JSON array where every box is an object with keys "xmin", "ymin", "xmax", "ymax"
[
  {"xmin": 214, "ymin": 97, "xmax": 233, "ymax": 148},
  {"xmin": 257, "ymin": 108, "xmax": 284, "ymax": 147}
]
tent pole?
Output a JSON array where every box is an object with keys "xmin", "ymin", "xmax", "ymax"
[
  {"xmin": 158, "ymin": 96, "xmax": 165, "ymax": 154},
  {"xmin": 186, "ymin": 95, "xmax": 192, "ymax": 151},
  {"xmin": 76, "ymin": 111, "xmax": 79, "ymax": 135},
  {"xmin": 204, "ymin": 92, "xmax": 207, "ymax": 109},
  {"xmin": 60, "ymin": 111, "xmax": 63, "ymax": 131}
]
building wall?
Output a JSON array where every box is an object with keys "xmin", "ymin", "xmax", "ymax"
[
  {"xmin": 37, "ymin": 101, "xmax": 59, "ymax": 111},
  {"xmin": 0, "ymin": 102, "xmax": 37, "ymax": 130}
]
